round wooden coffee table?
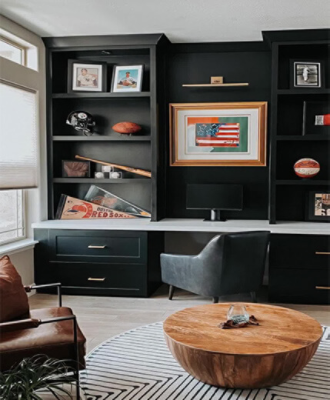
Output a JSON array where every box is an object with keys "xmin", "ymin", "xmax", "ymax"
[{"xmin": 163, "ymin": 303, "xmax": 322, "ymax": 389}]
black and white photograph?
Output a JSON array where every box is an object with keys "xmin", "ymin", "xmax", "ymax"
[
  {"xmin": 293, "ymin": 61, "xmax": 321, "ymax": 88},
  {"xmin": 68, "ymin": 60, "xmax": 107, "ymax": 92},
  {"xmin": 306, "ymin": 191, "xmax": 330, "ymax": 222}
]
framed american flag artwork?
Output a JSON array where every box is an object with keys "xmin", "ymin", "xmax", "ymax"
[{"xmin": 169, "ymin": 102, "xmax": 267, "ymax": 166}]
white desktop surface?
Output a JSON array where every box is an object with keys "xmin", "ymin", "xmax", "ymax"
[{"xmin": 32, "ymin": 219, "xmax": 329, "ymax": 235}]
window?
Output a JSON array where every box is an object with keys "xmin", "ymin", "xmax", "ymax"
[
  {"xmin": 0, "ymin": 190, "xmax": 24, "ymax": 245},
  {"xmin": 0, "ymin": 37, "xmax": 25, "ymax": 66},
  {"xmin": 0, "ymin": 34, "xmax": 38, "ymax": 246}
]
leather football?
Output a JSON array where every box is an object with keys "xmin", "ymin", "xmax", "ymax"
[
  {"xmin": 294, "ymin": 158, "xmax": 320, "ymax": 178},
  {"xmin": 112, "ymin": 122, "xmax": 142, "ymax": 134}
]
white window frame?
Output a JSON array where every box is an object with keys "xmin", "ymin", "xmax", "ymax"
[
  {"xmin": 0, "ymin": 35, "xmax": 27, "ymax": 66},
  {"xmin": 0, "ymin": 33, "xmax": 31, "ymax": 246},
  {"xmin": 0, "ymin": 190, "xmax": 26, "ymax": 246}
]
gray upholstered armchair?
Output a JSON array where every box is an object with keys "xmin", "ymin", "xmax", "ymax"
[{"xmin": 160, "ymin": 231, "xmax": 270, "ymax": 303}]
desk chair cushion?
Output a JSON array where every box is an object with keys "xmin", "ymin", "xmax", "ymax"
[
  {"xmin": 0, "ymin": 255, "xmax": 30, "ymax": 323},
  {"xmin": 0, "ymin": 307, "xmax": 86, "ymax": 372}
]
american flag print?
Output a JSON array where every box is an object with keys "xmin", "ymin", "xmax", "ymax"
[{"xmin": 196, "ymin": 122, "xmax": 240, "ymax": 147}]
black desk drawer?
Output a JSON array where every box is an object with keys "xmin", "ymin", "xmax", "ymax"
[
  {"xmin": 270, "ymin": 234, "xmax": 330, "ymax": 269},
  {"xmin": 269, "ymin": 268, "xmax": 330, "ymax": 304},
  {"xmin": 48, "ymin": 230, "xmax": 147, "ymax": 263},
  {"xmin": 50, "ymin": 262, "xmax": 146, "ymax": 295}
]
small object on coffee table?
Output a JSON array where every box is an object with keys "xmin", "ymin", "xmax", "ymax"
[
  {"xmin": 219, "ymin": 314, "xmax": 259, "ymax": 329},
  {"xmin": 164, "ymin": 303, "xmax": 322, "ymax": 389}
]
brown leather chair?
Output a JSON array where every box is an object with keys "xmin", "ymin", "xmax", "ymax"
[{"xmin": 0, "ymin": 255, "xmax": 86, "ymax": 399}]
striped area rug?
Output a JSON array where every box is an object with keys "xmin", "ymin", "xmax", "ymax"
[{"xmin": 81, "ymin": 323, "xmax": 330, "ymax": 400}]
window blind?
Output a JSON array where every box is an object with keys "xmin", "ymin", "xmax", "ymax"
[{"xmin": 0, "ymin": 80, "xmax": 38, "ymax": 189}]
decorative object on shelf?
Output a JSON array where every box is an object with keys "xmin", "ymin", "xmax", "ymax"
[
  {"xmin": 169, "ymin": 102, "xmax": 267, "ymax": 166},
  {"xmin": 182, "ymin": 76, "xmax": 249, "ymax": 87},
  {"xmin": 291, "ymin": 60, "xmax": 322, "ymax": 88},
  {"xmin": 55, "ymin": 195, "xmax": 137, "ymax": 219},
  {"xmin": 306, "ymin": 191, "xmax": 330, "ymax": 222},
  {"xmin": 67, "ymin": 60, "xmax": 107, "ymax": 92},
  {"xmin": 62, "ymin": 160, "xmax": 90, "ymax": 177},
  {"xmin": 112, "ymin": 65, "xmax": 143, "ymax": 93},
  {"xmin": 94, "ymin": 171, "xmax": 105, "ymax": 179},
  {"xmin": 110, "ymin": 171, "xmax": 123, "ymax": 179},
  {"xmin": 75, "ymin": 154, "xmax": 152, "ymax": 178},
  {"xmin": 294, "ymin": 158, "xmax": 320, "ymax": 178},
  {"xmin": 85, "ymin": 185, "xmax": 151, "ymax": 218},
  {"xmin": 101, "ymin": 165, "xmax": 114, "ymax": 178},
  {"xmin": 66, "ymin": 111, "xmax": 95, "ymax": 136},
  {"xmin": 112, "ymin": 122, "xmax": 142, "ymax": 135},
  {"xmin": 303, "ymin": 101, "xmax": 330, "ymax": 136}
]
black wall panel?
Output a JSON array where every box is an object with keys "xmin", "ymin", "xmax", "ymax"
[{"xmin": 166, "ymin": 44, "xmax": 271, "ymax": 219}]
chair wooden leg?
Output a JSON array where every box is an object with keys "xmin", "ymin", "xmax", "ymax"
[
  {"xmin": 213, "ymin": 297, "xmax": 219, "ymax": 303},
  {"xmin": 169, "ymin": 285, "xmax": 175, "ymax": 300},
  {"xmin": 250, "ymin": 291, "xmax": 257, "ymax": 303}
]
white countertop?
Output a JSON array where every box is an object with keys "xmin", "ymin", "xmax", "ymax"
[{"xmin": 32, "ymin": 218, "xmax": 330, "ymax": 235}]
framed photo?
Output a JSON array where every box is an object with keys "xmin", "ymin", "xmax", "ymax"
[
  {"xmin": 303, "ymin": 101, "xmax": 330, "ymax": 136},
  {"xmin": 62, "ymin": 160, "xmax": 91, "ymax": 178},
  {"xmin": 68, "ymin": 60, "xmax": 107, "ymax": 92},
  {"xmin": 291, "ymin": 60, "xmax": 322, "ymax": 88},
  {"xmin": 169, "ymin": 102, "xmax": 268, "ymax": 166},
  {"xmin": 306, "ymin": 191, "xmax": 330, "ymax": 222},
  {"xmin": 112, "ymin": 65, "xmax": 143, "ymax": 92}
]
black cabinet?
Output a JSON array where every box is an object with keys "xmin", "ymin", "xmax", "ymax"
[
  {"xmin": 34, "ymin": 229, "xmax": 164, "ymax": 297},
  {"xmin": 269, "ymin": 234, "xmax": 330, "ymax": 304}
]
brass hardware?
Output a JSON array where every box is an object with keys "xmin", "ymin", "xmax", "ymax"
[
  {"xmin": 88, "ymin": 277, "xmax": 106, "ymax": 282},
  {"xmin": 315, "ymin": 252, "xmax": 330, "ymax": 255},
  {"xmin": 88, "ymin": 245, "xmax": 106, "ymax": 249},
  {"xmin": 315, "ymin": 286, "xmax": 330, "ymax": 290}
]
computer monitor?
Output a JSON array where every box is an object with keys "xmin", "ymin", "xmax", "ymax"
[{"xmin": 186, "ymin": 184, "xmax": 243, "ymax": 221}]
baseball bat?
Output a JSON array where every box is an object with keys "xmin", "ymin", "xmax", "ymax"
[{"xmin": 75, "ymin": 155, "xmax": 152, "ymax": 178}]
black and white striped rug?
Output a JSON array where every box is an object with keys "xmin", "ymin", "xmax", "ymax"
[{"xmin": 81, "ymin": 323, "xmax": 330, "ymax": 400}]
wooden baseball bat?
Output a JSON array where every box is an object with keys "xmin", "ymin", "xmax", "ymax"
[{"xmin": 75, "ymin": 155, "xmax": 152, "ymax": 178}]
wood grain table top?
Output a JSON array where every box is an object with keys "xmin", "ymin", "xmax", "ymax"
[{"xmin": 163, "ymin": 303, "xmax": 323, "ymax": 356}]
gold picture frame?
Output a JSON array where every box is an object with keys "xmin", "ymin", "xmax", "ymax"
[{"xmin": 169, "ymin": 102, "xmax": 267, "ymax": 166}]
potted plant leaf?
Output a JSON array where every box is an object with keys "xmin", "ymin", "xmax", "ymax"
[{"xmin": 0, "ymin": 355, "xmax": 81, "ymax": 400}]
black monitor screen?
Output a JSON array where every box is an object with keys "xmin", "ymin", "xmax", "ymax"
[{"xmin": 186, "ymin": 184, "xmax": 243, "ymax": 211}]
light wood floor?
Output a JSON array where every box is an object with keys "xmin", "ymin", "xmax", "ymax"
[{"xmin": 29, "ymin": 285, "xmax": 330, "ymax": 353}]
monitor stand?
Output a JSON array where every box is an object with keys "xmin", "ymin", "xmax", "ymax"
[{"xmin": 204, "ymin": 209, "xmax": 226, "ymax": 222}]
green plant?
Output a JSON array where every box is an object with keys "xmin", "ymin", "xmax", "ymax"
[{"xmin": 0, "ymin": 355, "xmax": 77, "ymax": 400}]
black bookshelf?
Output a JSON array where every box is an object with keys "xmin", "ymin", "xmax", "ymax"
[
  {"xmin": 264, "ymin": 30, "xmax": 330, "ymax": 223},
  {"xmin": 43, "ymin": 34, "xmax": 169, "ymax": 221}
]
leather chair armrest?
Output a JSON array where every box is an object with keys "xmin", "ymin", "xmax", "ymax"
[
  {"xmin": 25, "ymin": 283, "xmax": 62, "ymax": 307},
  {"xmin": 0, "ymin": 318, "xmax": 41, "ymax": 333}
]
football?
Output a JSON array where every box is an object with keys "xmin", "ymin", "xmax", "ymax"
[
  {"xmin": 294, "ymin": 158, "xmax": 320, "ymax": 178},
  {"xmin": 112, "ymin": 122, "xmax": 142, "ymax": 135}
]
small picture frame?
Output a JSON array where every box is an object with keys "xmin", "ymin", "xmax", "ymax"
[
  {"xmin": 303, "ymin": 101, "xmax": 330, "ymax": 136},
  {"xmin": 306, "ymin": 191, "xmax": 330, "ymax": 222},
  {"xmin": 112, "ymin": 65, "xmax": 143, "ymax": 92},
  {"xmin": 68, "ymin": 60, "xmax": 107, "ymax": 92},
  {"xmin": 291, "ymin": 60, "xmax": 322, "ymax": 88},
  {"xmin": 62, "ymin": 160, "xmax": 91, "ymax": 178}
]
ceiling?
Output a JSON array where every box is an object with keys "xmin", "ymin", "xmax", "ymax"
[{"xmin": 0, "ymin": 0, "xmax": 329, "ymax": 43}]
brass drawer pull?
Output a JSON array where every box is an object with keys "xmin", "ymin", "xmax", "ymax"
[
  {"xmin": 315, "ymin": 286, "xmax": 330, "ymax": 290},
  {"xmin": 315, "ymin": 252, "xmax": 330, "ymax": 255},
  {"xmin": 88, "ymin": 245, "xmax": 106, "ymax": 249},
  {"xmin": 88, "ymin": 277, "xmax": 106, "ymax": 282}
]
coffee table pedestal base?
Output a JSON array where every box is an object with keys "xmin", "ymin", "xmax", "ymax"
[{"xmin": 165, "ymin": 334, "xmax": 320, "ymax": 389}]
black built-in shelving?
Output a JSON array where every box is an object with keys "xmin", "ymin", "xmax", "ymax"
[
  {"xmin": 43, "ymin": 34, "xmax": 169, "ymax": 221},
  {"xmin": 264, "ymin": 30, "xmax": 330, "ymax": 223}
]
